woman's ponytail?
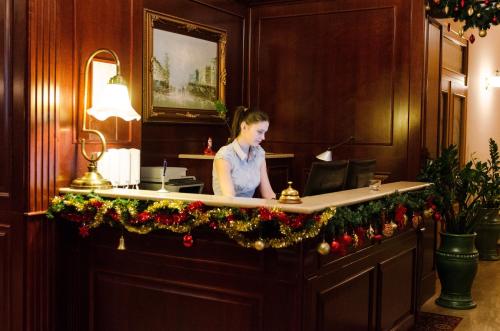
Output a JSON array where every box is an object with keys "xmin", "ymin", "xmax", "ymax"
[{"xmin": 230, "ymin": 106, "xmax": 270, "ymax": 142}]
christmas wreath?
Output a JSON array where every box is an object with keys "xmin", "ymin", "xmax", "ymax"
[{"xmin": 47, "ymin": 189, "xmax": 438, "ymax": 255}]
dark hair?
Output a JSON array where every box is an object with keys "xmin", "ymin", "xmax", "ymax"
[{"xmin": 230, "ymin": 106, "xmax": 269, "ymax": 141}]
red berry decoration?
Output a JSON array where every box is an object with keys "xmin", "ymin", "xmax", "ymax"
[
  {"xmin": 342, "ymin": 233, "xmax": 353, "ymax": 246},
  {"xmin": 330, "ymin": 240, "xmax": 341, "ymax": 252},
  {"xmin": 183, "ymin": 234, "xmax": 193, "ymax": 247}
]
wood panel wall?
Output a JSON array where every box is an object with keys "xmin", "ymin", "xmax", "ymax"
[
  {"xmin": 247, "ymin": 0, "xmax": 424, "ymax": 191},
  {"xmin": 1, "ymin": 0, "xmax": 28, "ymax": 330}
]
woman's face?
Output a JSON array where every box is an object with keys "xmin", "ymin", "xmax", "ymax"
[{"xmin": 240, "ymin": 120, "xmax": 269, "ymax": 147}]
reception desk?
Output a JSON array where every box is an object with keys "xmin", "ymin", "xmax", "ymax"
[{"xmin": 56, "ymin": 182, "xmax": 430, "ymax": 331}]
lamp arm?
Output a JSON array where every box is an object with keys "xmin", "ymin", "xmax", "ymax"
[
  {"xmin": 329, "ymin": 136, "xmax": 355, "ymax": 150},
  {"xmin": 79, "ymin": 48, "xmax": 120, "ymax": 163},
  {"xmin": 80, "ymin": 129, "xmax": 107, "ymax": 163}
]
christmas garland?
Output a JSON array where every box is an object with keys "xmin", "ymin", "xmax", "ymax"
[
  {"xmin": 47, "ymin": 189, "xmax": 440, "ymax": 254},
  {"xmin": 427, "ymin": 0, "xmax": 500, "ymax": 41}
]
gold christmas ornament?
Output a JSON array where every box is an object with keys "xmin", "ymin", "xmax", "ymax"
[
  {"xmin": 412, "ymin": 215, "xmax": 422, "ymax": 229},
  {"xmin": 353, "ymin": 233, "xmax": 359, "ymax": 248},
  {"xmin": 479, "ymin": 29, "xmax": 487, "ymax": 37},
  {"xmin": 444, "ymin": 6, "xmax": 449, "ymax": 14},
  {"xmin": 468, "ymin": 7, "xmax": 474, "ymax": 16},
  {"xmin": 391, "ymin": 221, "xmax": 398, "ymax": 230},
  {"xmin": 367, "ymin": 225, "xmax": 375, "ymax": 239},
  {"xmin": 317, "ymin": 241, "xmax": 331, "ymax": 255},
  {"xmin": 254, "ymin": 239, "xmax": 265, "ymax": 251},
  {"xmin": 476, "ymin": 13, "xmax": 482, "ymax": 18},
  {"xmin": 423, "ymin": 208, "xmax": 433, "ymax": 219},
  {"xmin": 497, "ymin": 3, "xmax": 500, "ymax": 9},
  {"xmin": 117, "ymin": 234, "xmax": 126, "ymax": 250},
  {"xmin": 382, "ymin": 223, "xmax": 394, "ymax": 237}
]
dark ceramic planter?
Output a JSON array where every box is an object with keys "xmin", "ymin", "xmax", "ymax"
[
  {"xmin": 435, "ymin": 232, "xmax": 478, "ymax": 309},
  {"xmin": 475, "ymin": 208, "xmax": 500, "ymax": 260}
]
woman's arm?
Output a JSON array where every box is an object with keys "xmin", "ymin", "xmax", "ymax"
[
  {"xmin": 214, "ymin": 158, "xmax": 236, "ymax": 197},
  {"xmin": 259, "ymin": 159, "xmax": 276, "ymax": 199}
]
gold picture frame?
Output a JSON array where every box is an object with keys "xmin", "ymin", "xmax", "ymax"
[{"xmin": 143, "ymin": 10, "xmax": 227, "ymax": 124}]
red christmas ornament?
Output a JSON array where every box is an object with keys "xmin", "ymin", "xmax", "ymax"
[
  {"xmin": 373, "ymin": 234, "xmax": 383, "ymax": 242},
  {"xmin": 209, "ymin": 221, "xmax": 218, "ymax": 230},
  {"xmin": 493, "ymin": 16, "xmax": 498, "ymax": 25},
  {"xmin": 330, "ymin": 239, "xmax": 341, "ymax": 252},
  {"xmin": 79, "ymin": 225, "xmax": 90, "ymax": 238},
  {"xmin": 484, "ymin": 0, "xmax": 490, "ymax": 5},
  {"xmin": 469, "ymin": 34, "xmax": 475, "ymax": 44},
  {"xmin": 454, "ymin": 5, "xmax": 459, "ymax": 12},
  {"xmin": 342, "ymin": 233, "xmax": 353, "ymax": 246},
  {"xmin": 433, "ymin": 211, "xmax": 442, "ymax": 222},
  {"xmin": 460, "ymin": 0, "xmax": 465, "ymax": 8},
  {"xmin": 183, "ymin": 234, "xmax": 193, "ymax": 247}
]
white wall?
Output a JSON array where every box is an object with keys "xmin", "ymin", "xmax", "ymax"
[{"xmin": 466, "ymin": 27, "xmax": 500, "ymax": 161}]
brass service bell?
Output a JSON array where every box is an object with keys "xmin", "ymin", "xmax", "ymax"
[{"xmin": 279, "ymin": 181, "xmax": 302, "ymax": 204}]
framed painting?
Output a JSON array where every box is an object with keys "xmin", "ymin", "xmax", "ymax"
[{"xmin": 143, "ymin": 10, "xmax": 227, "ymax": 124}]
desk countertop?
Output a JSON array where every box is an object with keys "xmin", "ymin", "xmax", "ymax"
[{"xmin": 60, "ymin": 181, "xmax": 429, "ymax": 214}]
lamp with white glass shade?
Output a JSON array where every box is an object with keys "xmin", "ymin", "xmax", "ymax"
[{"xmin": 71, "ymin": 48, "xmax": 141, "ymax": 189}]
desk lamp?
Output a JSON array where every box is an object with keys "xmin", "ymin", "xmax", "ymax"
[
  {"xmin": 71, "ymin": 48, "xmax": 141, "ymax": 189},
  {"xmin": 316, "ymin": 136, "xmax": 355, "ymax": 161}
]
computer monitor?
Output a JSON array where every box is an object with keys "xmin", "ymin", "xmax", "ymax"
[
  {"xmin": 345, "ymin": 159, "xmax": 377, "ymax": 189},
  {"xmin": 303, "ymin": 160, "xmax": 349, "ymax": 196}
]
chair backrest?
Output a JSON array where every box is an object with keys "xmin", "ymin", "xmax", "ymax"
[
  {"xmin": 303, "ymin": 160, "xmax": 349, "ymax": 196},
  {"xmin": 345, "ymin": 159, "xmax": 377, "ymax": 189}
]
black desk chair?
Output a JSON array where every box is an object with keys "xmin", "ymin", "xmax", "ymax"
[
  {"xmin": 345, "ymin": 159, "xmax": 377, "ymax": 189},
  {"xmin": 303, "ymin": 160, "xmax": 349, "ymax": 196}
]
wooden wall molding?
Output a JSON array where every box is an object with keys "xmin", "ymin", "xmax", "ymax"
[
  {"xmin": 0, "ymin": 0, "xmax": 13, "ymax": 205},
  {"xmin": 28, "ymin": 0, "xmax": 58, "ymax": 212},
  {"xmin": 0, "ymin": 224, "xmax": 12, "ymax": 331},
  {"xmin": 90, "ymin": 270, "xmax": 263, "ymax": 330}
]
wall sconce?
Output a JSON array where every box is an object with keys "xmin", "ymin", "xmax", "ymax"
[
  {"xmin": 316, "ymin": 136, "xmax": 355, "ymax": 161},
  {"xmin": 71, "ymin": 48, "xmax": 141, "ymax": 189},
  {"xmin": 486, "ymin": 70, "xmax": 500, "ymax": 90}
]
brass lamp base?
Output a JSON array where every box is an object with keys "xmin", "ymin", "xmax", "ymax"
[{"xmin": 71, "ymin": 162, "xmax": 112, "ymax": 189}]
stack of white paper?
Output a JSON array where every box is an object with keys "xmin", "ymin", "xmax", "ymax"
[{"xmin": 97, "ymin": 148, "xmax": 141, "ymax": 187}]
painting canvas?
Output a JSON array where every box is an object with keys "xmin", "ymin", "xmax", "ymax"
[
  {"xmin": 152, "ymin": 30, "xmax": 218, "ymax": 110},
  {"xmin": 144, "ymin": 10, "xmax": 227, "ymax": 124}
]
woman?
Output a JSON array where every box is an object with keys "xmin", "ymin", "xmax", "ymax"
[{"xmin": 212, "ymin": 106, "xmax": 276, "ymax": 199}]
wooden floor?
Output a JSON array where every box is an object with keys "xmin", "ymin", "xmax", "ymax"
[{"xmin": 421, "ymin": 259, "xmax": 500, "ymax": 331}]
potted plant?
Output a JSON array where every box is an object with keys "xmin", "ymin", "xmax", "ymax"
[
  {"xmin": 419, "ymin": 145, "xmax": 481, "ymax": 309},
  {"xmin": 473, "ymin": 138, "xmax": 500, "ymax": 260}
]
